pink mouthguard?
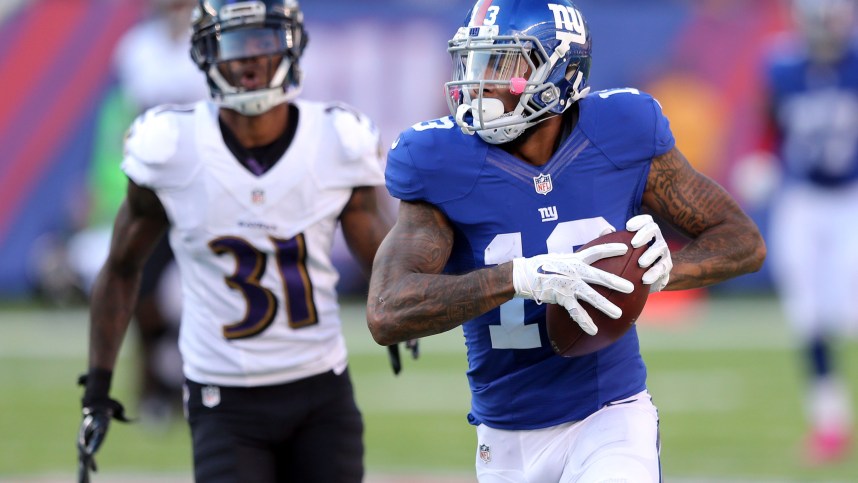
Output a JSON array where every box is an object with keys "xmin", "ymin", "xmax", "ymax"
[{"xmin": 509, "ymin": 77, "xmax": 526, "ymax": 95}]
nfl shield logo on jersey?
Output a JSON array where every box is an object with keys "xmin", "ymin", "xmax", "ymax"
[
  {"xmin": 533, "ymin": 173, "xmax": 553, "ymax": 195},
  {"xmin": 201, "ymin": 385, "xmax": 221, "ymax": 408},
  {"xmin": 251, "ymin": 189, "xmax": 265, "ymax": 205},
  {"xmin": 479, "ymin": 444, "xmax": 491, "ymax": 464}
]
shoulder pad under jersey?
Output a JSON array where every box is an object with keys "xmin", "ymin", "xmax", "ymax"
[
  {"xmin": 386, "ymin": 116, "xmax": 489, "ymax": 204},
  {"xmin": 125, "ymin": 105, "xmax": 181, "ymax": 164},
  {"xmin": 578, "ymin": 88, "xmax": 675, "ymax": 169},
  {"xmin": 121, "ymin": 102, "xmax": 199, "ymax": 190},
  {"xmin": 326, "ymin": 102, "xmax": 381, "ymax": 162},
  {"xmin": 306, "ymin": 101, "xmax": 384, "ymax": 189}
]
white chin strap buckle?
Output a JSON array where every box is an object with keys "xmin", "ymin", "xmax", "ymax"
[
  {"xmin": 455, "ymin": 98, "xmax": 506, "ymax": 135},
  {"xmin": 569, "ymin": 71, "xmax": 591, "ymax": 102}
]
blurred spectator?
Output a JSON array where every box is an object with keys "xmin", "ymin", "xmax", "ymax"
[
  {"xmin": 744, "ymin": 0, "xmax": 858, "ymax": 464},
  {"xmin": 60, "ymin": 0, "xmax": 207, "ymax": 425}
]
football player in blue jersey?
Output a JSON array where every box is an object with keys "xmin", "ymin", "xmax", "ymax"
[
  {"xmin": 367, "ymin": 0, "xmax": 766, "ymax": 481},
  {"xmin": 760, "ymin": 0, "xmax": 858, "ymax": 464}
]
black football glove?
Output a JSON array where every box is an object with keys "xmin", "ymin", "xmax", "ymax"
[
  {"xmin": 77, "ymin": 370, "xmax": 131, "ymax": 483},
  {"xmin": 387, "ymin": 339, "xmax": 420, "ymax": 375}
]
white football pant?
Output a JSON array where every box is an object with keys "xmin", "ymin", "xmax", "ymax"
[
  {"xmin": 768, "ymin": 182, "xmax": 858, "ymax": 338},
  {"xmin": 475, "ymin": 390, "xmax": 660, "ymax": 483}
]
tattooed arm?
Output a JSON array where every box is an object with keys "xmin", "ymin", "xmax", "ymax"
[
  {"xmin": 643, "ymin": 146, "xmax": 766, "ymax": 290},
  {"xmin": 366, "ymin": 200, "xmax": 514, "ymax": 345}
]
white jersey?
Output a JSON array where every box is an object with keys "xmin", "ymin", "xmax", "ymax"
[{"xmin": 121, "ymin": 99, "xmax": 384, "ymax": 387}]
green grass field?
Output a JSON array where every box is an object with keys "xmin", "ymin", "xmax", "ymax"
[{"xmin": 0, "ymin": 294, "xmax": 856, "ymax": 482}]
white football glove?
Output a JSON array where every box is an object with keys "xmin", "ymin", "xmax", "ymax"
[
  {"xmin": 626, "ymin": 214, "xmax": 672, "ymax": 293},
  {"xmin": 512, "ymin": 245, "xmax": 634, "ymax": 336}
]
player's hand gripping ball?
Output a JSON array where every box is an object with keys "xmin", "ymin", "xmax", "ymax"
[{"xmin": 546, "ymin": 229, "xmax": 650, "ymax": 357}]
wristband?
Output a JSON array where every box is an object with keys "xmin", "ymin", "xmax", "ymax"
[
  {"xmin": 79, "ymin": 368, "xmax": 113, "ymax": 407},
  {"xmin": 511, "ymin": 257, "xmax": 531, "ymax": 299}
]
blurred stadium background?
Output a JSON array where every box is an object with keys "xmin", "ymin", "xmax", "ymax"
[
  {"xmin": 0, "ymin": 0, "xmax": 788, "ymax": 298},
  {"xmin": 0, "ymin": 0, "xmax": 856, "ymax": 481}
]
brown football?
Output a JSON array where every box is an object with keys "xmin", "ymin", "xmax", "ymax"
[{"xmin": 546, "ymin": 229, "xmax": 650, "ymax": 357}]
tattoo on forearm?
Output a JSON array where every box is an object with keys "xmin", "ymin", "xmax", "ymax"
[
  {"xmin": 368, "ymin": 202, "xmax": 514, "ymax": 342},
  {"xmin": 646, "ymin": 149, "xmax": 764, "ymax": 290}
]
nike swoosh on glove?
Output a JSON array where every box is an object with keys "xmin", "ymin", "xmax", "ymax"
[{"xmin": 512, "ymin": 246, "xmax": 634, "ymax": 335}]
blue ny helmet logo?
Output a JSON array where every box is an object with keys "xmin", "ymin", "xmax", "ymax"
[{"xmin": 547, "ymin": 3, "xmax": 587, "ymax": 46}]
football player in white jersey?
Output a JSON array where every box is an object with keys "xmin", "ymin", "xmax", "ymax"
[{"xmin": 76, "ymin": 1, "xmax": 391, "ymax": 482}]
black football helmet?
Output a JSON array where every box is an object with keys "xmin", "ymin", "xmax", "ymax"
[{"xmin": 191, "ymin": 0, "xmax": 308, "ymax": 115}]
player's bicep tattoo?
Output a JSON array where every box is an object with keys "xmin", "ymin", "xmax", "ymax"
[
  {"xmin": 644, "ymin": 147, "xmax": 735, "ymax": 237},
  {"xmin": 387, "ymin": 201, "xmax": 454, "ymax": 275}
]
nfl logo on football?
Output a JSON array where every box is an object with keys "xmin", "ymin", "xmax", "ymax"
[
  {"xmin": 479, "ymin": 444, "xmax": 491, "ymax": 464},
  {"xmin": 533, "ymin": 173, "xmax": 553, "ymax": 195}
]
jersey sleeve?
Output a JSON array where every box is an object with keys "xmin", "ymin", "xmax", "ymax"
[
  {"xmin": 582, "ymin": 89, "xmax": 676, "ymax": 169},
  {"xmin": 385, "ymin": 117, "xmax": 489, "ymax": 204},
  {"xmin": 385, "ymin": 129, "xmax": 427, "ymax": 202},
  {"xmin": 121, "ymin": 105, "xmax": 197, "ymax": 190},
  {"xmin": 651, "ymin": 97, "xmax": 674, "ymax": 157},
  {"xmin": 315, "ymin": 103, "xmax": 385, "ymax": 189}
]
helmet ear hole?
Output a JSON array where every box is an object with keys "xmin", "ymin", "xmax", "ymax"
[
  {"xmin": 528, "ymin": 50, "xmax": 541, "ymax": 67},
  {"xmin": 298, "ymin": 29, "xmax": 309, "ymax": 52},
  {"xmin": 564, "ymin": 62, "xmax": 579, "ymax": 82}
]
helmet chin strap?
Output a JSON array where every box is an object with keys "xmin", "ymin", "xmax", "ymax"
[
  {"xmin": 455, "ymin": 98, "xmax": 505, "ymax": 135},
  {"xmin": 569, "ymin": 71, "xmax": 590, "ymax": 103},
  {"xmin": 219, "ymin": 88, "xmax": 296, "ymax": 116},
  {"xmin": 455, "ymin": 104, "xmax": 476, "ymax": 135},
  {"xmin": 477, "ymin": 123, "xmax": 525, "ymax": 144},
  {"xmin": 455, "ymin": 97, "xmax": 529, "ymax": 144},
  {"xmin": 207, "ymin": 59, "xmax": 300, "ymax": 116}
]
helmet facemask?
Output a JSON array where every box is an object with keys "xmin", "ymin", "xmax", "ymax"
[{"xmin": 191, "ymin": 0, "xmax": 307, "ymax": 116}]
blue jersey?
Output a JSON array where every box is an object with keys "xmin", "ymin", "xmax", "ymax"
[
  {"xmin": 766, "ymin": 39, "xmax": 858, "ymax": 186},
  {"xmin": 386, "ymin": 88, "xmax": 675, "ymax": 430}
]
